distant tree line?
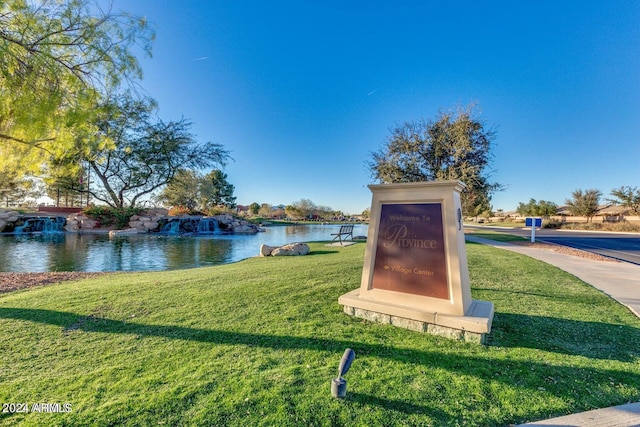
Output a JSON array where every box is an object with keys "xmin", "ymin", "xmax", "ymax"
[
  {"xmin": 515, "ymin": 186, "xmax": 640, "ymax": 223},
  {"xmin": 516, "ymin": 199, "xmax": 558, "ymax": 217},
  {"xmin": 245, "ymin": 199, "xmax": 348, "ymax": 221}
]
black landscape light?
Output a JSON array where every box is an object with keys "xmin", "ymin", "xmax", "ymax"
[{"xmin": 331, "ymin": 348, "xmax": 355, "ymax": 398}]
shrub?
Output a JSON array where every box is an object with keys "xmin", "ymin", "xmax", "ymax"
[
  {"xmin": 82, "ymin": 206, "xmax": 146, "ymax": 229},
  {"xmin": 561, "ymin": 222, "xmax": 602, "ymax": 231},
  {"xmin": 602, "ymin": 221, "xmax": 640, "ymax": 232},
  {"xmin": 205, "ymin": 206, "xmax": 236, "ymax": 216},
  {"xmin": 167, "ymin": 205, "xmax": 207, "ymax": 216},
  {"xmin": 168, "ymin": 206, "xmax": 191, "ymax": 216},
  {"xmin": 582, "ymin": 222, "xmax": 603, "ymax": 230},
  {"xmin": 542, "ymin": 218, "xmax": 563, "ymax": 229}
]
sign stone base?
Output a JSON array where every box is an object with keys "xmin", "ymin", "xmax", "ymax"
[{"xmin": 339, "ymin": 289, "xmax": 494, "ymax": 344}]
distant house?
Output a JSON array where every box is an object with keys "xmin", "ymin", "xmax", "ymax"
[
  {"xmin": 597, "ymin": 204, "xmax": 630, "ymax": 222},
  {"xmin": 597, "ymin": 205, "xmax": 630, "ymax": 216},
  {"xmin": 556, "ymin": 204, "xmax": 631, "ymax": 222}
]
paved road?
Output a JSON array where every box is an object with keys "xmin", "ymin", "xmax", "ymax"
[
  {"xmin": 539, "ymin": 235, "xmax": 640, "ymax": 265},
  {"xmin": 467, "ymin": 226, "xmax": 640, "ymax": 265}
]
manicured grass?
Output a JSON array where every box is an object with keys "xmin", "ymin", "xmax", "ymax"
[
  {"xmin": 467, "ymin": 221, "xmax": 525, "ymax": 228},
  {"xmin": 2, "ymin": 242, "xmax": 640, "ymax": 426},
  {"xmin": 465, "ymin": 230, "xmax": 527, "ymax": 242}
]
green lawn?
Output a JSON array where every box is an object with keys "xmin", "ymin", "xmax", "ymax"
[
  {"xmin": 466, "ymin": 221, "xmax": 525, "ymax": 228},
  {"xmin": 465, "ymin": 230, "xmax": 527, "ymax": 242},
  {"xmin": 1, "ymin": 242, "xmax": 640, "ymax": 426}
]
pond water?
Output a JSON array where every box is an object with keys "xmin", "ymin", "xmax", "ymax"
[{"xmin": 0, "ymin": 224, "xmax": 369, "ymax": 273}]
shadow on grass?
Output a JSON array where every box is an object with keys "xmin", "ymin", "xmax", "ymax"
[
  {"xmin": 489, "ymin": 312, "xmax": 640, "ymax": 362},
  {"xmin": 348, "ymin": 392, "xmax": 449, "ymax": 418},
  {"xmin": 307, "ymin": 250, "xmax": 339, "ymax": 256},
  {"xmin": 2, "ymin": 307, "xmax": 640, "ymax": 383},
  {"xmin": 3, "ymin": 306, "xmax": 640, "ymax": 425},
  {"xmin": 472, "ymin": 286, "xmax": 572, "ymax": 301}
]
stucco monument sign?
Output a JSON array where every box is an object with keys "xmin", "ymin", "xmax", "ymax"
[{"xmin": 339, "ymin": 180, "xmax": 494, "ymax": 343}]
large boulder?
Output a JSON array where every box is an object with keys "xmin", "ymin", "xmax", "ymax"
[
  {"xmin": 0, "ymin": 210, "xmax": 19, "ymax": 220},
  {"xmin": 234, "ymin": 224, "xmax": 259, "ymax": 234},
  {"xmin": 80, "ymin": 218, "xmax": 99, "ymax": 229},
  {"xmin": 128, "ymin": 220, "xmax": 144, "ymax": 229},
  {"xmin": 261, "ymin": 242, "xmax": 310, "ymax": 257},
  {"xmin": 143, "ymin": 221, "xmax": 158, "ymax": 230},
  {"xmin": 260, "ymin": 244, "xmax": 279, "ymax": 256},
  {"xmin": 109, "ymin": 229, "xmax": 139, "ymax": 237},
  {"xmin": 127, "ymin": 210, "xmax": 167, "ymax": 232}
]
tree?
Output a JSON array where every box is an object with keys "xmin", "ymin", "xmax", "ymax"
[
  {"xmin": 156, "ymin": 170, "xmax": 201, "ymax": 210},
  {"xmin": 158, "ymin": 169, "xmax": 236, "ymax": 211},
  {"xmin": 200, "ymin": 170, "xmax": 236, "ymax": 209},
  {"xmin": 466, "ymin": 191, "xmax": 492, "ymax": 220},
  {"xmin": 285, "ymin": 204, "xmax": 301, "ymax": 220},
  {"xmin": 368, "ymin": 105, "xmax": 501, "ymax": 216},
  {"xmin": 249, "ymin": 202, "xmax": 261, "ymax": 216},
  {"xmin": 0, "ymin": 0, "xmax": 153, "ymax": 176},
  {"xmin": 0, "ymin": 172, "xmax": 37, "ymax": 207},
  {"xmin": 516, "ymin": 199, "xmax": 558, "ymax": 217},
  {"xmin": 84, "ymin": 93, "xmax": 230, "ymax": 208},
  {"xmin": 608, "ymin": 186, "xmax": 640, "ymax": 215},
  {"xmin": 316, "ymin": 205, "xmax": 333, "ymax": 220},
  {"xmin": 258, "ymin": 203, "xmax": 273, "ymax": 218},
  {"xmin": 45, "ymin": 173, "xmax": 88, "ymax": 207},
  {"xmin": 272, "ymin": 206, "xmax": 286, "ymax": 219},
  {"xmin": 565, "ymin": 189, "xmax": 602, "ymax": 222},
  {"xmin": 291, "ymin": 199, "xmax": 317, "ymax": 219}
]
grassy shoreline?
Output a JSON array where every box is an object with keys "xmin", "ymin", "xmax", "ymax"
[{"xmin": 2, "ymin": 242, "xmax": 640, "ymax": 426}]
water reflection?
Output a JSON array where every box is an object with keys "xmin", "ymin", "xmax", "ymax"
[{"xmin": 0, "ymin": 224, "xmax": 368, "ymax": 272}]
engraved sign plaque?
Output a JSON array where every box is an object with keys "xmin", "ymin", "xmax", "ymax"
[{"xmin": 371, "ymin": 203, "xmax": 448, "ymax": 299}]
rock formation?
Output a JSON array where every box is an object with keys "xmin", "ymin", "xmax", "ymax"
[
  {"xmin": 260, "ymin": 243, "xmax": 310, "ymax": 257},
  {"xmin": 1, "ymin": 208, "xmax": 259, "ymax": 235}
]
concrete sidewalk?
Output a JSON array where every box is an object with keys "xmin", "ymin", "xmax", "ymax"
[
  {"xmin": 519, "ymin": 402, "xmax": 640, "ymax": 426},
  {"xmin": 465, "ymin": 235, "xmax": 640, "ymax": 427}
]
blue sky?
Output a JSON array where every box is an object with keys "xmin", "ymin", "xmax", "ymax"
[{"xmin": 112, "ymin": 0, "xmax": 639, "ymax": 214}]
